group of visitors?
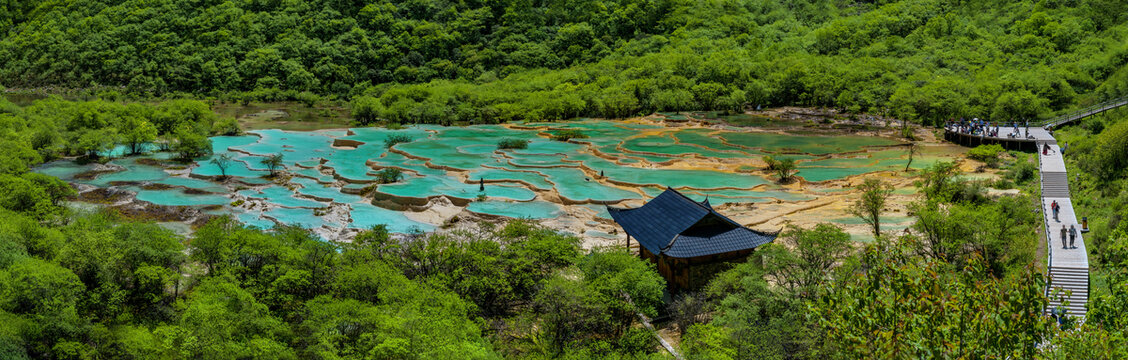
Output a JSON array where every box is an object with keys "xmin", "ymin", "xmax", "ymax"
[
  {"xmin": 1051, "ymin": 200, "xmax": 1080, "ymax": 249},
  {"xmin": 944, "ymin": 118, "xmax": 1032, "ymax": 139},
  {"xmin": 1060, "ymin": 224, "xmax": 1079, "ymax": 249}
]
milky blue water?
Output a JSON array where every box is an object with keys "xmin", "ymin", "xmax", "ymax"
[
  {"xmin": 467, "ymin": 200, "xmax": 564, "ymax": 219},
  {"xmin": 132, "ymin": 187, "xmax": 231, "ymax": 206},
  {"xmin": 36, "ymin": 120, "xmax": 926, "ymax": 233}
]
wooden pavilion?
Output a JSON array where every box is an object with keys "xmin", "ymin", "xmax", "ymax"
[{"xmin": 607, "ymin": 187, "xmax": 777, "ymax": 291}]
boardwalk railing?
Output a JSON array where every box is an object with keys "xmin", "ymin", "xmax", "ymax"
[
  {"xmin": 1038, "ymin": 150, "xmax": 1052, "ymax": 301},
  {"xmin": 1039, "ymin": 95, "xmax": 1128, "ymax": 128}
]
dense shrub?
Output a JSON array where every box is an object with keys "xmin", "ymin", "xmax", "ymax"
[
  {"xmin": 497, "ymin": 138, "xmax": 528, "ymax": 150},
  {"xmin": 375, "ymin": 168, "xmax": 404, "ymax": 184},
  {"xmin": 1091, "ymin": 120, "xmax": 1128, "ymax": 180},
  {"xmin": 383, "ymin": 134, "xmax": 412, "ymax": 149},
  {"xmin": 1006, "ymin": 159, "xmax": 1038, "ymax": 184},
  {"xmin": 968, "ymin": 144, "xmax": 1005, "ymax": 166},
  {"xmin": 551, "ymin": 130, "xmax": 588, "ymax": 142}
]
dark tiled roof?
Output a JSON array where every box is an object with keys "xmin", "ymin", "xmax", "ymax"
[
  {"xmin": 607, "ymin": 187, "xmax": 776, "ymax": 258},
  {"xmin": 664, "ymin": 226, "xmax": 776, "ymax": 258}
]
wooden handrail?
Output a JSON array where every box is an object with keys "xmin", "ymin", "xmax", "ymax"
[{"xmin": 1040, "ymin": 95, "xmax": 1128, "ymax": 128}]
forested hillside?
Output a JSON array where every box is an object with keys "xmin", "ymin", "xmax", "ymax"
[
  {"xmin": 5, "ymin": 0, "xmax": 1128, "ymax": 358},
  {"xmin": 2, "ymin": 0, "xmax": 1128, "ymax": 124}
]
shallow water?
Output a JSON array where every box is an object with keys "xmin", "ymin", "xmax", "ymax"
[
  {"xmin": 467, "ymin": 200, "xmax": 564, "ymax": 219},
  {"xmin": 35, "ymin": 119, "xmax": 942, "ymax": 233}
]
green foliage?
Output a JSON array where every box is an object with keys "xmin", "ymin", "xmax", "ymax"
[
  {"xmin": 0, "ymin": 257, "xmax": 83, "ymax": 315},
  {"xmin": 774, "ymin": 158, "xmax": 798, "ymax": 183},
  {"xmin": 681, "ymin": 323, "xmax": 736, "ymax": 360},
  {"xmin": 0, "ymin": 0, "xmax": 1123, "ymax": 127},
  {"xmin": 211, "ymin": 117, "xmax": 240, "ymax": 136},
  {"xmin": 351, "ymin": 96, "xmax": 383, "ymax": 125},
  {"xmin": 761, "ymin": 156, "xmax": 778, "ymax": 170},
  {"xmin": 532, "ymin": 275, "xmax": 615, "ymax": 356},
  {"xmin": 208, "ymin": 152, "xmax": 234, "ymax": 179},
  {"xmin": 578, "ymin": 249, "xmax": 666, "ymax": 318},
  {"xmin": 497, "ymin": 138, "xmax": 528, "ymax": 150},
  {"xmin": 968, "ymin": 144, "xmax": 1005, "ymax": 166},
  {"xmin": 506, "ymin": 249, "xmax": 665, "ymax": 357},
  {"xmin": 374, "ymin": 168, "xmax": 403, "ymax": 184},
  {"xmin": 120, "ymin": 116, "xmax": 157, "ymax": 155},
  {"xmin": 849, "ymin": 178, "xmax": 893, "ymax": 238},
  {"xmin": 1005, "ymin": 156, "xmax": 1038, "ymax": 184},
  {"xmin": 911, "ymin": 191, "xmax": 1036, "ymax": 277},
  {"xmin": 72, "ymin": 127, "xmax": 120, "ymax": 159},
  {"xmin": 349, "ymin": 220, "xmax": 580, "ymax": 316},
  {"xmin": 0, "ymin": 173, "xmax": 74, "ymax": 219},
  {"xmin": 695, "ymin": 259, "xmax": 814, "ymax": 359},
  {"xmin": 260, "ymin": 153, "xmax": 284, "ymax": 177},
  {"xmin": 551, "ymin": 130, "xmax": 588, "ymax": 142},
  {"xmin": 163, "ymin": 276, "xmax": 295, "ymax": 359},
  {"xmin": 0, "ymin": 99, "xmax": 220, "ymax": 165},
  {"xmin": 383, "ymin": 134, "xmax": 412, "ymax": 149},
  {"xmin": 1088, "ymin": 118, "xmax": 1128, "ymax": 180},
  {"xmin": 811, "ymin": 239, "xmax": 1052, "ymax": 358},
  {"xmin": 760, "ymin": 224, "xmax": 853, "ymax": 299},
  {"xmin": 171, "ymin": 124, "xmax": 212, "ymax": 161},
  {"xmin": 916, "ymin": 161, "xmax": 963, "ymax": 203},
  {"xmin": 297, "ymin": 294, "xmax": 493, "ymax": 359},
  {"xmin": 0, "ymin": 139, "xmax": 40, "ymax": 175}
]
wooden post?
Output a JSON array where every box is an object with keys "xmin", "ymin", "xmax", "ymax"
[{"xmin": 626, "ymin": 234, "xmax": 630, "ymax": 250}]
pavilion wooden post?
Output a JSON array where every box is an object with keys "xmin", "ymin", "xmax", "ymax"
[{"xmin": 626, "ymin": 234, "xmax": 631, "ymax": 249}]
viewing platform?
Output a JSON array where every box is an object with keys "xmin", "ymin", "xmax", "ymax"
[{"xmin": 942, "ymin": 124, "xmax": 1042, "ymax": 152}]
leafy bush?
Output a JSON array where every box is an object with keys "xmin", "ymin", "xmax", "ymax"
[
  {"xmin": 383, "ymin": 134, "xmax": 412, "ymax": 149},
  {"xmin": 968, "ymin": 144, "xmax": 1005, "ymax": 166},
  {"xmin": 497, "ymin": 138, "xmax": 528, "ymax": 149},
  {"xmin": 762, "ymin": 155, "xmax": 778, "ymax": 170},
  {"xmin": 992, "ymin": 178, "xmax": 1015, "ymax": 190},
  {"xmin": 774, "ymin": 157, "xmax": 798, "ymax": 183},
  {"xmin": 211, "ymin": 117, "xmax": 240, "ymax": 136},
  {"xmin": 551, "ymin": 130, "xmax": 588, "ymax": 142},
  {"xmin": 375, "ymin": 168, "xmax": 404, "ymax": 184},
  {"xmin": 172, "ymin": 124, "xmax": 212, "ymax": 161},
  {"xmin": 1083, "ymin": 117, "xmax": 1106, "ymax": 135},
  {"xmin": 1005, "ymin": 159, "xmax": 1038, "ymax": 184},
  {"xmin": 259, "ymin": 153, "xmax": 284, "ymax": 177},
  {"xmin": 351, "ymin": 96, "xmax": 382, "ymax": 125},
  {"xmin": 1091, "ymin": 119, "xmax": 1128, "ymax": 180}
]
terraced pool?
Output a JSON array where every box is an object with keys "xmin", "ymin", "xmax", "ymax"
[{"xmin": 37, "ymin": 119, "xmax": 950, "ymax": 235}]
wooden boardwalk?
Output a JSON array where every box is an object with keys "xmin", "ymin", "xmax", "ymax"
[
  {"xmin": 945, "ymin": 127, "xmax": 1089, "ymax": 318},
  {"xmin": 1041, "ymin": 95, "xmax": 1128, "ymax": 129},
  {"xmin": 1034, "ymin": 129, "xmax": 1089, "ymax": 318}
]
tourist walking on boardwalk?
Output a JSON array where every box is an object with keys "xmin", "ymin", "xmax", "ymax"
[
  {"xmin": 1052, "ymin": 200, "xmax": 1060, "ymax": 222},
  {"xmin": 1070, "ymin": 225, "xmax": 1078, "ymax": 249},
  {"xmin": 1060, "ymin": 225, "xmax": 1068, "ymax": 249}
]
